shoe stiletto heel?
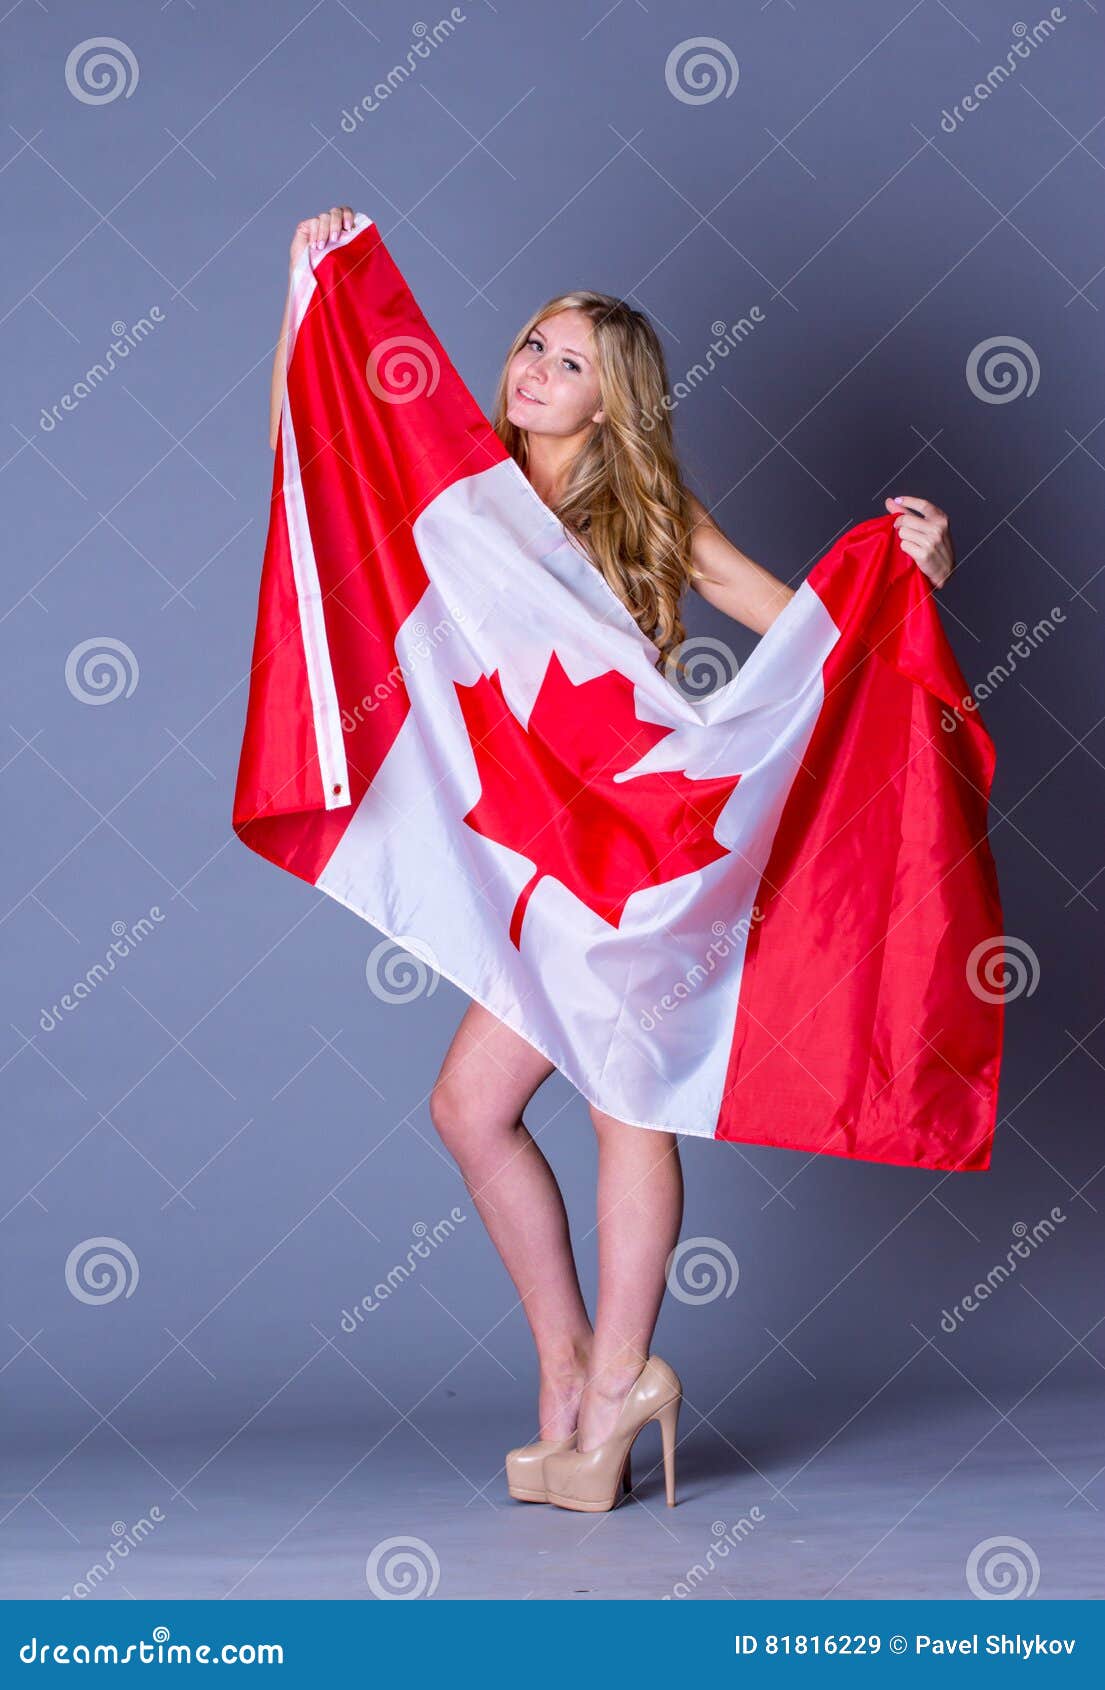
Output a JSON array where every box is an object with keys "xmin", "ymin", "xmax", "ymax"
[
  {"xmin": 541, "ymin": 1355, "xmax": 682, "ymax": 1513},
  {"xmin": 656, "ymin": 1393, "xmax": 679, "ymax": 1507}
]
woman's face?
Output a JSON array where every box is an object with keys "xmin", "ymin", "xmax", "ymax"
[{"xmin": 505, "ymin": 309, "xmax": 605, "ymax": 438}]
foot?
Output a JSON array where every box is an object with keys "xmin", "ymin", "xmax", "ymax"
[
  {"xmin": 575, "ymin": 1357, "xmax": 648, "ymax": 1452},
  {"xmin": 537, "ymin": 1351, "xmax": 591, "ymax": 1442}
]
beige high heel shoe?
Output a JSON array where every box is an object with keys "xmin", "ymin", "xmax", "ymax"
[
  {"xmin": 542, "ymin": 1355, "xmax": 682, "ymax": 1513},
  {"xmin": 505, "ymin": 1434, "xmax": 576, "ymax": 1502}
]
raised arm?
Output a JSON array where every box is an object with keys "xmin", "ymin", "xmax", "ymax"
[
  {"xmin": 268, "ymin": 285, "xmax": 292, "ymax": 451},
  {"xmin": 269, "ymin": 205, "xmax": 356, "ymax": 450},
  {"xmin": 684, "ymin": 491, "xmax": 955, "ymax": 635},
  {"xmin": 684, "ymin": 492, "xmax": 795, "ymax": 636}
]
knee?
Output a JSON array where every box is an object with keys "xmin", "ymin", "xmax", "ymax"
[{"xmin": 429, "ymin": 1080, "xmax": 499, "ymax": 1160}]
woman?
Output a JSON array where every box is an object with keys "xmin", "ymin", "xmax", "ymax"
[{"xmin": 271, "ymin": 206, "xmax": 956, "ymax": 1513}]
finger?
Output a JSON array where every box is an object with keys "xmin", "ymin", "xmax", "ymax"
[
  {"xmin": 894, "ymin": 517, "xmax": 934, "ymax": 543},
  {"xmin": 329, "ymin": 206, "xmax": 344, "ymax": 241},
  {"xmin": 342, "ymin": 205, "xmax": 353, "ymax": 231},
  {"xmin": 896, "ymin": 538, "xmax": 925, "ymax": 567},
  {"xmin": 891, "ymin": 495, "xmax": 937, "ymax": 519}
]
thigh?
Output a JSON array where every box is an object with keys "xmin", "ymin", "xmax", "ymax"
[
  {"xmin": 589, "ymin": 1102, "xmax": 681, "ymax": 1157},
  {"xmin": 433, "ymin": 997, "xmax": 556, "ymax": 1125}
]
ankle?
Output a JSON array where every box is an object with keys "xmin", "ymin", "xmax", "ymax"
[
  {"xmin": 583, "ymin": 1352, "xmax": 648, "ymax": 1403},
  {"xmin": 538, "ymin": 1337, "xmax": 592, "ymax": 1383}
]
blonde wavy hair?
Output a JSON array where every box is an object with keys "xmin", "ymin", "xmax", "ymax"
[{"xmin": 490, "ymin": 291, "xmax": 696, "ymax": 667}]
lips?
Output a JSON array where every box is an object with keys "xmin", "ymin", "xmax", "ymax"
[{"xmin": 516, "ymin": 385, "xmax": 545, "ymax": 405}]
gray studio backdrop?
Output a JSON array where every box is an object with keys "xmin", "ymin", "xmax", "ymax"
[{"xmin": 4, "ymin": 0, "xmax": 1101, "ymax": 1514}]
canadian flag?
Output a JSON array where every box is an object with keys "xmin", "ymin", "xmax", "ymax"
[{"xmin": 233, "ymin": 213, "xmax": 1004, "ymax": 1171}]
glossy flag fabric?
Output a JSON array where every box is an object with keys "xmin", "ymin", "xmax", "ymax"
[{"xmin": 233, "ymin": 212, "xmax": 1004, "ymax": 1170}]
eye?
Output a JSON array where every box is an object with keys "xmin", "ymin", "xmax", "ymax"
[{"xmin": 525, "ymin": 334, "xmax": 580, "ymax": 374}]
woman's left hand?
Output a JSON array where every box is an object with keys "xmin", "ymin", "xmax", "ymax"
[{"xmin": 884, "ymin": 495, "xmax": 955, "ymax": 590}]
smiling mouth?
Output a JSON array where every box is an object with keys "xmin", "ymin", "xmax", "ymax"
[{"xmin": 516, "ymin": 386, "xmax": 545, "ymax": 405}]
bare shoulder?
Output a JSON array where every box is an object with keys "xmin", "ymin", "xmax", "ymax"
[
  {"xmin": 685, "ymin": 488, "xmax": 720, "ymax": 531},
  {"xmin": 678, "ymin": 487, "xmax": 795, "ymax": 635}
]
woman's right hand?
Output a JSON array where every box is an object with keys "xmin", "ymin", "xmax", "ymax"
[{"xmin": 288, "ymin": 206, "xmax": 355, "ymax": 273}]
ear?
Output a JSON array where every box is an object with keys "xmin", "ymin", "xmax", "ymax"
[{"xmin": 591, "ymin": 406, "xmax": 605, "ymax": 425}]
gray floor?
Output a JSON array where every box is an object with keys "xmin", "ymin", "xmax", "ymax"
[{"xmin": 4, "ymin": 1379, "xmax": 1101, "ymax": 1600}]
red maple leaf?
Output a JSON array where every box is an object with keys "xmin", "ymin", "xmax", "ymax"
[{"xmin": 454, "ymin": 651, "xmax": 742, "ymax": 948}]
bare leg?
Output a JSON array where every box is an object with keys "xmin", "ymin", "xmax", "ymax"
[
  {"xmin": 429, "ymin": 1000, "xmax": 593, "ymax": 1439},
  {"xmin": 575, "ymin": 1107, "xmax": 684, "ymax": 1452}
]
